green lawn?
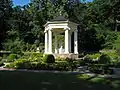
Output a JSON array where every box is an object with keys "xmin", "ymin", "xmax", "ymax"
[{"xmin": 0, "ymin": 71, "xmax": 120, "ymax": 90}]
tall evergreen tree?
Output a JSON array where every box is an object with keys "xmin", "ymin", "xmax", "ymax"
[{"xmin": 0, "ymin": 0, "xmax": 12, "ymax": 49}]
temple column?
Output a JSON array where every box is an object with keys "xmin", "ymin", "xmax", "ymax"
[
  {"xmin": 69, "ymin": 32, "xmax": 71, "ymax": 53},
  {"xmin": 64, "ymin": 28, "xmax": 70, "ymax": 54},
  {"xmin": 74, "ymin": 29, "xmax": 78, "ymax": 54},
  {"xmin": 49, "ymin": 29, "xmax": 52, "ymax": 54},
  {"xmin": 44, "ymin": 31, "xmax": 48, "ymax": 54},
  {"xmin": 54, "ymin": 34, "xmax": 58, "ymax": 54}
]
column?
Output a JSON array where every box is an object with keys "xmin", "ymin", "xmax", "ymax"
[
  {"xmin": 74, "ymin": 29, "xmax": 78, "ymax": 54},
  {"xmin": 69, "ymin": 33, "xmax": 71, "ymax": 53},
  {"xmin": 65, "ymin": 28, "xmax": 69, "ymax": 54},
  {"xmin": 47, "ymin": 32, "xmax": 49, "ymax": 53},
  {"xmin": 49, "ymin": 29, "xmax": 52, "ymax": 54},
  {"xmin": 45, "ymin": 31, "xmax": 48, "ymax": 54},
  {"xmin": 55, "ymin": 34, "xmax": 58, "ymax": 54}
]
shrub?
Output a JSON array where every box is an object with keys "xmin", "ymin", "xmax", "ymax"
[
  {"xmin": 6, "ymin": 60, "xmax": 43, "ymax": 70},
  {"xmin": 101, "ymin": 51, "xmax": 118, "ymax": 59},
  {"xmin": 88, "ymin": 53, "xmax": 101, "ymax": 59},
  {"xmin": 29, "ymin": 53, "xmax": 43, "ymax": 62},
  {"xmin": 13, "ymin": 59, "xmax": 31, "ymax": 69},
  {"xmin": 98, "ymin": 54, "xmax": 111, "ymax": 64},
  {"xmin": 81, "ymin": 56, "xmax": 98, "ymax": 65},
  {"xmin": 54, "ymin": 61, "xmax": 78, "ymax": 71},
  {"xmin": 5, "ymin": 59, "xmax": 78, "ymax": 71},
  {"xmin": 22, "ymin": 52, "xmax": 43, "ymax": 62},
  {"xmin": 5, "ymin": 63, "xmax": 15, "ymax": 69},
  {"xmin": 0, "ymin": 57, "xmax": 2, "ymax": 61},
  {"xmin": 79, "ymin": 59, "xmax": 86, "ymax": 66},
  {"xmin": 56, "ymin": 57, "xmax": 66, "ymax": 61},
  {"xmin": 53, "ymin": 61, "xmax": 69, "ymax": 71},
  {"xmin": 7, "ymin": 54, "xmax": 17, "ymax": 62},
  {"xmin": 83, "ymin": 56, "xmax": 92, "ymax": 64},
  {"xmin": 65, "ymin": 57, "xmax": 74, "ymax": 63},
  {"xmin": 0, "ymin": 62, "xmax": 4, "ymax": 67},
  {"xmin": 116, "ymin": 48, "xmax": 120, "ymax": 55},
  {"xmin": 88, "ymin": 64, "xmax": 113, "ymax": 74},
  {"xmin": 70, "ymin": 61, "xmax": 79, "ymax": 71},
  {"xmin": 114, "ymin": 62, "xmax": 120, "ymax": 68},
  {"xmin": 43, "ymin": 54, "xmax": 55, "ymax": 63}
]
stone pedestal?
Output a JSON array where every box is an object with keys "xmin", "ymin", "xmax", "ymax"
[{"xmin": 54, "ymin": 53, "xmax": 78, "ymax": 59}]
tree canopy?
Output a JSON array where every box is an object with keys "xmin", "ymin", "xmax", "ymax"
[{"xmin": 0, "ymin": 0, "xmax": 120, "ymax": 53}]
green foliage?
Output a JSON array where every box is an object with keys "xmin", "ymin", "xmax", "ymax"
[
  {"xmin": 0, "ymin": 0, "xmax": 12, "ymax": 49},
  {"xmin": 53, "ymin": 62, "xmax": 69, "ymax": 71},
  {"xmin": 5, "ymin": 63, "xmax": 15, "ymax": 69},
  {"xmin": 116, "ymin": 49, "xmax": 120, "ymax": 55},
  {"xmin": 1, "ymin": 0, "xmax": 120, "ymax": 53},
  {"xmin": 79, "ymin": 60, "xmax": 86, "ymax": 66},
  {"xmin": 23, "ymin": 52, "xmax": 43, "ymax": 62},
  {"xmin": 55, "ymin": 57, "xmax": 66, "ymax": 61},
  {"xmin": 0, "ymin": 62, "xmax": 4, "ymax": 67},
  {"xmin": 11, "ymin": 59, "xmax": 31, "ymax": 69},
  {"xmin": 114, "ymin": 33, "xmax": 120, "ymax": 49},
  {"xmin": 88, "ymin": 53, "xmax": 101, "ymax": 59},
  {"xmin": 43, "ymin": 54, "xmax": 55, "ymax": 63},
  {"xmin": 0, "ymin": 57, "xmax": 2, "ymax": 61},
  {"xmin": 7, "ymin": 54, "xmax": 17, "ymax": 62},
  {"xmin": 78, "ymin": 74, "xmax": 91, "ymax": 80},
  {"xmin": 98, "ymin": 54, "xmax": 111, "ymax": 64},
  {"xmin": 4, "ymin": 39, "xmax": 24, "ymax": 54},
  {"xmin": 114, "ymin": 62, "xmax": 120, "ymax": 68},
  {"xmin": 65, "ymin": 57, "xmax": 75, "ymax": 63},
  {"xmin": 88, "ymin": 64, "xmax": 113, "ymax": 74},
  {"xmin": 100, "ymin": 50, "xmax": 120, "ymax": 61},
  {"xmin": 6, "ymin": 60, "xmax": 42, "ymax": 69},
  {"xmin": 6, "ymin": 59, "xmax": 78, "ymax": 71}
]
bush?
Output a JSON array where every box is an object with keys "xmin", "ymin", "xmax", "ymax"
[
  {"xmin": 0, "ymin": 62, "xmax": 4, "ymax": 67},
  {"xmin": 79, "ymin": 59, "xmax": 86, "ymax": 66},
  {"xmin": 98, "ymin": 54, "xmax": 111, "ymax": 64},
  {"xmin": 114, "ymin": 62, "xmax": 120, "ymax": 68},
  {"xmin": 56, "ymin": 57, "xmax": 66, "ymax": 61},
  {"xmin": 116, "ymin": 48, "xmax": 120, "ymax": 55},
  {"xmin": 65, "ymin": 57, "xmax": 75, "ymax": 63},
  {"xmin": 0, "ymin": 57, "xmax": 2, "ymax": 61},
  {"xmin": 83, "ymin": 56, "xmax": 92, "ymax": 64},
  {"xmin": 70, "ymin": 61, "xmax": 79, "ymax": 71},
  {"xmin": 43, "ymin": 54, "xmax": 55, "ymax": 63},
  {"xmin": 13, "ymin": 59, "xmax": 31, "ymax": 69},
  {"xmin": 7, "ymin": 54, "xmax": 17, "ymax": 62},
  {"xmin": 5, "ymin": 63, "xmax": 15, "ymax": 69},
  {"xmin": 6, "ymin": 60, "xmax": 43, "ymax": 70},
  {"xmin": 82, "ymin": 56, "xmax": 98, "ymax": 65},
  {"xmin": 88, "ymin": 64, "xmax": 113, "ymax": 74},
  {"xmin": 53, "ymin": 62, "xmax": 69, "ymax": 71},
  {"xmin": 5, "ymin": 60, "xmax": 78, "ymax": 71},
  {"xmin": 22, "ymin": 52, "xmax": 43, "ymax": 62},
  {"xmin": 88, "ymin": 53, "xmax": 101, "ymax": 59}
]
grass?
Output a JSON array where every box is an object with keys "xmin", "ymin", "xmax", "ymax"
[{"xmin": 0, "ymin": 71, "xmax": 120, "ymax": 90}]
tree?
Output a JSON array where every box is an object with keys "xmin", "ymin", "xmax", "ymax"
[
  {"xmin": 2, "ymin": 0, "xmax": 119, "ymax": 53},
  {"xmin": 0, "ymin": 0, "xmax": 12, "ymax": 49}
]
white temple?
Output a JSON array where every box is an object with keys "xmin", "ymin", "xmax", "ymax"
[{"xmin": 44, "ymin": 16, "xmax": 78, "ymax": 58}]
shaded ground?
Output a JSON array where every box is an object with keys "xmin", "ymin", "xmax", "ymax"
[{"xmin": 0, "ymin": 71, "xmax": 120, "ymax": 90}]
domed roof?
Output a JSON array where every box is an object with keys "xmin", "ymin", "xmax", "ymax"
[{"xmin": 50, "ymin": 16, "xmax": 68, "ymax": 21}]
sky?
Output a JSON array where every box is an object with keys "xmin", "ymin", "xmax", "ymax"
[
  {"xmin": 13, "ymin": 0, "xmax": 93, "ymax": 6},
  {"xmin": 13, "ymin": 0, "xmax": 30, "ymax": 6}
]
